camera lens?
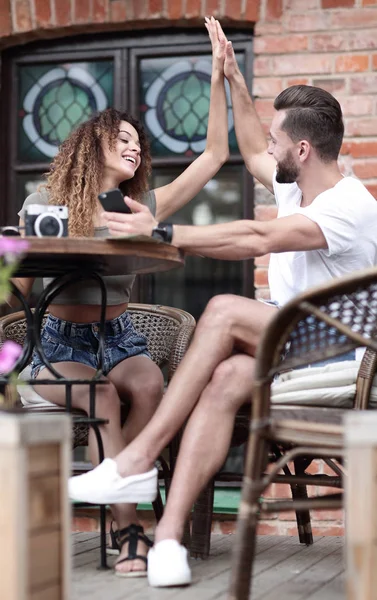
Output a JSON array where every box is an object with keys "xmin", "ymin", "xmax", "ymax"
[{"xmin": 35, "ymin": 214, "xmax": 63, "ymax": 237}]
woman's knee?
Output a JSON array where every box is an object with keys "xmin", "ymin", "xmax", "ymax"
[
  {"xmin": 92, "ymin": 380, "xmax": 121, "ymax": 418},
  {"xmin": 126, "ymin": 367, "xmax": 164, "ymax": 409}
]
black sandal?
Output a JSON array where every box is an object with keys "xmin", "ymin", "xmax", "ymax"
[
  {"xmin": 107, "ymin": 521, "xmax": 120, "ymax": 556},
  {"xmin": 115, "ymin": 523, "xmax": 153, "ymax": 578}
]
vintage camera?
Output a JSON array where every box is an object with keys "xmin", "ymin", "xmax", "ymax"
[{"xmin": 24, "ymin": 204, "xmax": 68, "ymax": 237}]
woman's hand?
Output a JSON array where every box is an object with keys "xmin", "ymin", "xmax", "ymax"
[
  {"xmin": 102, "ymin": 197, "xmax": 158, "ymax": 237},
  {"xmin": 205, "ymin": 16, "xmax": 227, "ymax": 75},
  {"xmin": 213, "ymin": 20, "xmax": 239, "ymax": 81}
]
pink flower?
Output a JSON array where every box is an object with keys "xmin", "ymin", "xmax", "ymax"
[
  {"xmin": 0, "ymin": 238, "xmax": 29, "ymax": 256},
  {"xmin": 0, "ymin": 341, "xmax": 23, "ymax": 373}
]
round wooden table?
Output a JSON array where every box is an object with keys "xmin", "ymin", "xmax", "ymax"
[{"xmin": 15, "ymin": 236, "xmax": 184, "ymax": 277}]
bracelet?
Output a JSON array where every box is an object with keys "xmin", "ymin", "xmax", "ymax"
[{"xmin": 151, "ymin": 222, "xmax": 173, "ymax": 243}]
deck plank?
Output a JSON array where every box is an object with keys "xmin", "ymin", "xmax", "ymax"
[{"xmin": 71, "ymin": 534, "xmax": 345, "ymax": 600}]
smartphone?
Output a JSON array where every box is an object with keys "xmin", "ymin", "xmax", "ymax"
[{"xmin": 98, "ymin": 188, "xmax": 132, "ymax": 214}]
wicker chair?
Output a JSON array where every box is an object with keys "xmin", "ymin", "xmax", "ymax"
[{"xmin": 228, "ymin": 266, "xmax": 377, "ymax": 600}]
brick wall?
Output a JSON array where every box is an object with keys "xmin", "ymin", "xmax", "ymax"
[{"xmin": 1, "ymin": 0, "xmax": 375, "ymax": 537}]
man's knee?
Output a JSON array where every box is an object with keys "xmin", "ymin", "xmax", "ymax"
[
  {"xmin": 203, "ymin": 360, "xmax": 252, "ymax": 413},
  {"xmin": 198, "ymin": 294, "xmax": 239, "ymax": 331}
]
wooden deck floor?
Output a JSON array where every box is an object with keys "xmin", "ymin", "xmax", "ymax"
[{"xmin": 72, "ymin": 533, "xmax": 345, "ymax": 600}]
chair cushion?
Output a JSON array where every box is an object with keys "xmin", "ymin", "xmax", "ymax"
[
  {"xmin": 271, "ymin": 360, "xmax": 377, "ymax": 407},
  {"xmin": 17, "ymin": 365, "xmax": 62, "ymax": 410}
]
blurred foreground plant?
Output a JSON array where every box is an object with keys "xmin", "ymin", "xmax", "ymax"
[{"xmin": 0, "ymin": 236, "xmax": 29, "ymax": 404}]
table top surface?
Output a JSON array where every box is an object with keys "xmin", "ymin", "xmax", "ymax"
[{"xmin": 15, "ymin": 236, "xmax": 184, "ymax": 277}]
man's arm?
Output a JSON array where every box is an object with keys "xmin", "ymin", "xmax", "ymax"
[
  {"xmin": 103, "ymin": 200, "xmax": 327, "ymax": 260},
  {"xmin": 219, "ymin": 23, "xmax": 276, "ymax": 193},
  {"xmin": 171, "ymin": 214, "xmax": 327, "ymax": 259}
]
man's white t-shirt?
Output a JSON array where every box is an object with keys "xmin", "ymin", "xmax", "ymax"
[{"xmin": 268, "ymin": 174, "xmax": 377, "ymax": 306}]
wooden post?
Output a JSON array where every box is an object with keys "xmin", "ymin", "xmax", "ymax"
[
  {"xmin": 0, "ymin": 412, "xmax": 71, "ymax": 600},
  {"xmin": 345, "ymin": 412, "xmax": 377, "ymax": 600}
]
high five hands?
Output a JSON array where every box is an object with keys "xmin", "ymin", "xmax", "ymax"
[{"xmin": 204, "ymin": 16, "xmax": 239, "ymax": 80}]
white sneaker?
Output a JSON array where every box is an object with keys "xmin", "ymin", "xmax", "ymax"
[
  {"xmin": 68, "ymin": 459, "xmax": 158, "ymax": 504},
  {"xmin": 148, "ymin": 539, "xmax": 192, "ymax": 587}
]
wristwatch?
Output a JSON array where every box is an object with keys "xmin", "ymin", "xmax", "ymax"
[{"xmin": 151, "ymin": 222, "xmax": 173, "ymax": 243}]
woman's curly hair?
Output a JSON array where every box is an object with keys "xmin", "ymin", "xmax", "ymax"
[{"xmin": 44, "ymin": 108, "xmax": 151, "ymax": 237}]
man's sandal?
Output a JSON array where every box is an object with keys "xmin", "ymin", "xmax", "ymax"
[
  {"xmin": 115, "ymin": 523, "xmax": 153, "ymax": 578},
  {"xmin": 107, "ymin": 521, "xmax": 120, "ymax": 556}
]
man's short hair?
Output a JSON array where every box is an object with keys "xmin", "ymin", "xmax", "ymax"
[{"xmin": 274, "ymin": 85, "xmax": 344, "ymax": 162}]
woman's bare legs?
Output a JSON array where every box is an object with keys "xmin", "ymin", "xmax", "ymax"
[
  {"xmin": 35, "ymin": 356, "xmax": 164, "ymax": 575},
  {"xmin": 112, "ymin": 295, "xmax": 277, "ymax": 478}
]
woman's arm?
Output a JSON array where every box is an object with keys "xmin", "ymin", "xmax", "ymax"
[
  {"xmin": 8, "ymin": 218, "xmax": 35, "ymax": 307},
  {"xmin": 154, "ymin": 17, "xmax": 229, "ymax": 223}
]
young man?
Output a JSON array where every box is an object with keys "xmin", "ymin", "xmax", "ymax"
[{"xmin": 69, "ymin": 20, "xmax": 377, "ymax": 586}]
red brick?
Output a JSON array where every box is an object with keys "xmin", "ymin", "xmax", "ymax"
[
  {"xmin": 148, "ymin": 0, "xmax": 164, "ymax": 16},
  {"xmin": 254, "ymin": 34, "xmax": 308, "ymax": 54},
  {"xmin": 312, "ymin": 509, "xmax": 344, "ymax": 521},
  {"xmin": 219, "ymin": 521, "xmax": 237, "ymax": 534},
  {"xmin": 346, "ymin": 117, "xmax": 377, "ymax": 137},
  {"xmin": 110, "ymin": 0, "xmax": 127, "ymax": 21},
  {"xmin": 167, "ymin": 0, "xmax": 183, "ymax": 19},
  {"xmin": 287, "ymin": 77, "xmax": 309, "ymax": 87},
  {"xmin": 244, "ymin": 0, "xmax": 260, "ymax": 21},
  {"xmin": 340, "ymin": 96, "xmax": 375, "ymax": 117},
  {"xmin": 341, "ymin": 140, "xmax": 377, "ymax": 158},
  {"xmin": 373, "ymin": 55, "xmax": 377, "ymax": 70},
  {"xmin": 255, "ymin": 254, "xmax": 271, "ymax": 267},
  {"xmin": 13, "ymin": 0, "xmax": 32, "ymax": 31},
  {"xmin": 253, "ymin": 77, "xmax": 284, "ymax": 97},
  {"xmin": 285, "ymin": 11, "xmax": 328, "ymax": 31},
  {"xmin": 224, "ymin": 0, "xmax": 242, "ymax": 19},
  {"xmin": 312, "ymin": 30, "xmax": 377, "ymax": 52},
  {"xmin": 254, "ymin": 56, "xmax": 272, "ymax": 76},
  {"xmin": 286, "ymin": 0, "xmax": 319, "ymax": 8},
  {"xmin": 255, "ymin": 98, "xmax": 275, "ymax": 119},
  {"xmin": 311, "ymin": 524, "xmax": 345, "ymax": 536},
  {"xmin": 350, "ymin": 74, "xmax": 377, "ymax": 94},
  {"xmin": 266, "ymin": 0, "xmax": 282, "ymax": 20},
  {"xmin": 255, "ymin": 205, "xmax": 278, "ymax": 220},
  {"xmin": 71, "ymin": 516, "xmax": 99, "ymax": 532},
  {"xmin": 322, "ymin": 0, "xmax": 354, "ymax": 7},
  {"xmin": 364, "ymin": 0, "xmax": 377, "ymax": 4},
  {"xmin": 353, "ymin": 160, "xmax": 377, "ymax": 179},
  {"xmin": 268, "ymin": 483, "xmax": 293, "ymax": 499},
  {"xmin": 366, "ymin": 184, "xmax": 377, "ymax": 198},
  {"xmin": 0, "ymin": 0, "xmax": 12, "ymax": 35},
  {"xmin": 255, "ymin": 22, "xmax": 284, "ymax": 35},
  {"xmin": 271, "ymin": 54, "xmax": 332, "ymax": 76},
  {"xmin": 54, "ymin": 0, "xmax": 72, "ymax": 26},
  {"xmin": 205, "ymin": 0, "xmax": 220, "ymax": 17},
  {"xmin": 312, "ymin": 77, "xmax": 346, "ymax": 93},
  {"xmin": 33, "ymin": 0, "xmax": 52, "ymax": 27},
  {"xmin": 92, "ymin": 0, "xmax": 109, "ymax": 22},
  {"xmin": 257, "ymin": 521, "xmax": 280, "ymax": 535},
  {"xmin": 185, "ymin": 0, "xmax": 201, "ymax": 17},
  {"xmin": 132, "ymin": 0, "xmax": 148, "ymax": 19},
  {"xmin": 329, "ymin": 8, "xmax": 377, "ymax": 29},
  {"xmin": 336, "ymin": 54, "xmax": 369, "ymax": 73},
  {"xmin": 73, "ymin": 0, "xmax": 91, "ymax": 22},
  {"xmin": 255, "ymin": 268, "xmax": 269, "ymax": 287}
]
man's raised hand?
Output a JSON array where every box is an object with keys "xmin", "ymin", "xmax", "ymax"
[{"xmin": 205, "ymin": 16, "xmax": 226, "ymax": 73}]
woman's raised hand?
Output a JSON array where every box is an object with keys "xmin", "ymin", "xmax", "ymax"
[
  {"xmin": 205, "ymin": 16, "xmax": 227, "ymax": 73},
  {"xmin": 212, "ymin": 19, "xmax": 239, "ymax": 81}
]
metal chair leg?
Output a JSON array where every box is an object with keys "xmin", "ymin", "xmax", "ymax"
[{"xmin": 190, "ymin": 479, "xmax": 215, "ymax": 559}]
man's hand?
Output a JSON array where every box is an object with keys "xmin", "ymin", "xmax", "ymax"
[
  {"xmin": 102, "ymin": 197, "xmax": 158, "ymax": 237},
  {"xmin": 205, "ymin": 16, "xmax": 227, "ymax": 74},
  {"xmin": 212, "ymin": 20, "xmax": 240, "ymax": 81}
]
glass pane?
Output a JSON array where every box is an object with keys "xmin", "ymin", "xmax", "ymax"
[
  {"xmin": 149, "ymin": 166, "xmax": 243, "ymax": 320},
  {"xmin": 139, "ymin": 54, "xmax": 244, "ymax": 158},
  {"xmin": 18, "ymin": 61, "xmax": 114, "ymax": 162}
]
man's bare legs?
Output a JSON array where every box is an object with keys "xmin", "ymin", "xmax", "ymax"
[{"xmin": 113, "ymin": 295, "xmax": 277, "ymax": 478}]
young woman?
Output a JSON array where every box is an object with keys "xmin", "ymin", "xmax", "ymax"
[{"xmin": 13, "ymin": 17, "xmax": 228, "ymax": 578}]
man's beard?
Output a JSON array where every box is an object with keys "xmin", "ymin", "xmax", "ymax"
[{"xmin": 276, "ymin": 150, "xmax": 299, "ymax": 184}]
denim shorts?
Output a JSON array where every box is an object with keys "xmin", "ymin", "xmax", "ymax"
[{"xmin": 30, "ymin": 310, "xmax": 151, "ymax": 378}]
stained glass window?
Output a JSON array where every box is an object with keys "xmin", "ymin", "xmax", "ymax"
[
  {"xmin": 139, "ymin": 54, "xmax": 244, "ymax": 157},
  {"xmin": 18, "ymin": 61, "xmax": 114, "ymax": 162}
]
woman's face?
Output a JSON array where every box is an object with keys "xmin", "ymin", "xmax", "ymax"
[{"xmin": 102, "ymin": 120, "xmax": 141, "ymax": 184}]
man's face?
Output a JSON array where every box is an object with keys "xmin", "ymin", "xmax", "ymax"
[{"xmin": 268, "ymin": 110, "xmax": 300, "ymax": 184}]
